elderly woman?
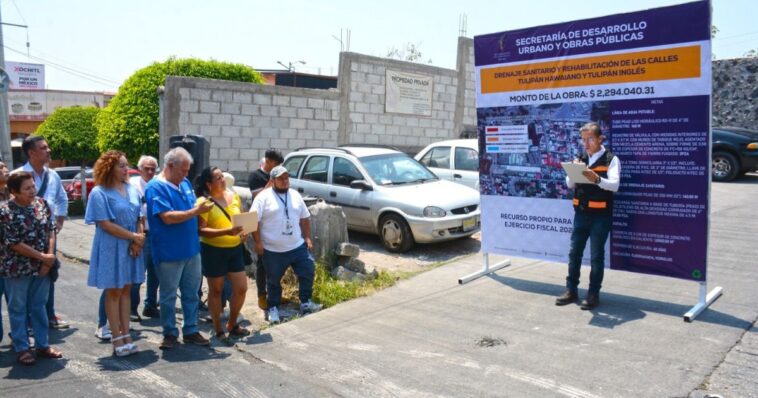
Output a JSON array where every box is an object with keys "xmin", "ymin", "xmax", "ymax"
[
  {"xmin": 0, "ymin": 171, "xmax": 62, "ymax": 365},
  {"xmin": 86, "ymin": 151, "xmax": 145, "ymax": 356},
  {"xmin": 195, "ymin": 166, "xmax": 249, "ymax": 345}
]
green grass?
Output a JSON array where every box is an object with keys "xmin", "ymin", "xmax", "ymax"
[{"xmin": 282, "ymin": 263, "xmax": 407, "ymax": 308}]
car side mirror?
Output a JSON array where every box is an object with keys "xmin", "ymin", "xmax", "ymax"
[{"xmin": 350, "ymin": 180, "xmax": 373, "ymax": 191}]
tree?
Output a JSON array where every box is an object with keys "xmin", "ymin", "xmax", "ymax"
[
  {"xmin": 36, "ymin": 106, "xmax": 101, "ymax": 165},
  {"xmin": 386, "ymin": 42, "xmax": 432, "ymax": 64},
  {"xmin": 36, "ymin": 106, "xmax": 101, "ymax": 205},
  {"xmin": 96, "ymin": 57, "xmax": 264, "ymax": 160}
]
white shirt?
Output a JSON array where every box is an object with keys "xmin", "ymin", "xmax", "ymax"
[
  {"xmin": 566, "ymin": 146, "xmax": 621, "ymax": 192},
  {"xmin": 15, "ymin": 162, "xmax": 68, "ymax": 217},
  {"xmin": 251, "ymin": 188, "xmax": 310, "ymax": 253},
  {"xmin": 130, "ymin": 175, "xmax": 151, "ymax": 230}
]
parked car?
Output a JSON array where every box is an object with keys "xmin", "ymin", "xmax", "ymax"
[
  {"xmin": 712, "ymin": 126, "xmax": 758, "ymax": 182},
  {"xmin": 415, "ymin": 139, "xmax": 480, "ymax": 190},
  {"xmin": 66, "ymin": 168, "xmax": 140, "ymax": 201},
  {"xmin": 54, "ymin": 166, "xmax": 89, "ymax": 188},
  {"xmin": 282, "ymin": 145, "xmax": 481, "ymax": 253}
]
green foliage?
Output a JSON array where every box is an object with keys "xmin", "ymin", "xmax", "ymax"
[
  {"xmin": 36, "ymin": 106, "xmax": 101, "ymax": 164},
  {"xmin": 310, "ymin": 264, "xmax": 401, "ymax": 308},
  {"xmin": 96, "ymin": 57, "xmax": 264, "ymax": 160}
]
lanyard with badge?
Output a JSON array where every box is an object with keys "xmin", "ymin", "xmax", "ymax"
[{"xmin": 275, "ymin": 191, "xmax": 294, "ymax": 236}]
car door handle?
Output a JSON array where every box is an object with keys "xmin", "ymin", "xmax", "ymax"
[
  {"xmin": 454, "ymin": 174, "xmax": 462, "ymax": 178},
  {"xmin": 297, "ymin": 187, "xmax": 304, "ymax": 193},
  {"xmin": 329, "ymin": 191, "xmax": 337, "ymax": 197}
]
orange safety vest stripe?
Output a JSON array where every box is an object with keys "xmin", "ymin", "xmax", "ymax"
[{"xmin": 587, "ymin": 201, "xmax": 607, "ymax": 209}]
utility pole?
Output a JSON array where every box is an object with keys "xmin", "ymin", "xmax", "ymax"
[{"xmin": 0, "ymin": 6, "xmax": 13, "ymax": 165}]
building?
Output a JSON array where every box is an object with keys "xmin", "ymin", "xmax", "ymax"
[{"xmin": 8, "ymin": 88, "xmax": 114, "ymax": 167}]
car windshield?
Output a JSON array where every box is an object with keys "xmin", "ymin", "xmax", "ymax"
[{"xmin": 359, "ymin": 153, "xmax": 437, "ymax": 186}]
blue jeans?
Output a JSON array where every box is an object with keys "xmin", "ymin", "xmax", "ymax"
[
  {"xmin": 0, "ymin": 278, "xmax": 4, "ymax": 342},
  {"xmin": 566, "ymin": 212, "xmax": 612, "ymax": 296},
  {"xmin": 131, "ymin": 238, "xmax": 159, "ymax": 312},
  {"xmin": 157, "ymin": 254, "xmax": 202, "ymax": 337},
  {"xmin": 98, "ymin": 290, "xmax": 107, "ymax": 327},
  {"xmin": 46, "ymin": 277, "xmax": 56, "ymax": 318},
  {"xmin": 5, "ymin": 275, "xmax": 51, "ymax": 352},
  {"xmin": 263, "ymin": 244, "xmax": 314, "ymax": 309}
]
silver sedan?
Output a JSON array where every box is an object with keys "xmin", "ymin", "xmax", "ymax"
[{"xmin": 283, "ymin": 146, "xmax": 481, "ymax": 253}]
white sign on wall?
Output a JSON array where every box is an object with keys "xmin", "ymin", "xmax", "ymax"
[
  {"xmin": 5, "ymin": 61, "xmax": 45, "ymax": 90},
  {"xmin": 385, "ymin": 69, "xmax": 433, "ymax": 116}
]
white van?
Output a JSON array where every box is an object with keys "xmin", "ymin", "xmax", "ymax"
[{"xmin": 415, "ymin": 139, "xmax": 479, "ymax": 190}]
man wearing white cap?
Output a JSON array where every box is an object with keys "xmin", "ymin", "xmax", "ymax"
[{"xmin": 251, "ymin": 165, "xmax": 321, "ymax": 324}]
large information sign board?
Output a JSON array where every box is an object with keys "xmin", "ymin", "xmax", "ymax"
[{"xmin": 475, "ymin": 1, "xmax": 711, "ymax": 281}]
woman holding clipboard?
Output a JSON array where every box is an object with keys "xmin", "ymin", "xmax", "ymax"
[{"xmin": 194, "ymin": 167, "xmax": 250, "ymax": 345}]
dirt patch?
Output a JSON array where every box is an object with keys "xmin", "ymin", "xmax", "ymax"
[{"xmin": 348, "ymin": 231, "xmax": 481, "ymax": 273}]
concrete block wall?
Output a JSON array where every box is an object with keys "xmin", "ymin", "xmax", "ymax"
[
  {"xmin": 160, "ymin": 38, "xmax": 478, "ymax": 180},
  {"xmin": 161, "ymin": 76, "xmax": 340, "ymax": 180},
  {"xmin": 337, "ymin": 51, "xmax": 466, "ymax": 154}
]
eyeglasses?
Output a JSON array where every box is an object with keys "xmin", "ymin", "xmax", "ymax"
[{"xmin": 142, "ymin": 166, "xmax": 157, "ymax": 172}]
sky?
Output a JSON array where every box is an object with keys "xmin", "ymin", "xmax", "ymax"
[{"xmin": 2, "ymin": 0, "xmax": 755, "ymax": 93}]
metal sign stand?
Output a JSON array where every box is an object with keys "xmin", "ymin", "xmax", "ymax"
[
  {"xmin": 683, "ymin": 282, "xmax": 723, "ymax": 322},
  {"xmin": 458, "ymin": 252, "xmax": 511, "ymax": 284}
]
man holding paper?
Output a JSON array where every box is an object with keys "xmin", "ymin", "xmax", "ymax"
[{"xmin": 555, "ymin": 122, "xmax": 621, "ymax": 310}]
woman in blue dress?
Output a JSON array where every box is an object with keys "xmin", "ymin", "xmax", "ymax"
[{"xmin": 85, "ymin": 151, "xmax": 145, "ymax": 357}]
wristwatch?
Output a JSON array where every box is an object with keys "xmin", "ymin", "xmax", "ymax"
[{"xmin": 595, "ymin": 175, "xmax": 601, "ymax": 184}]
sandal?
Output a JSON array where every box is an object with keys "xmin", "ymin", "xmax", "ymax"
[
  {"xmin": 112, "ymin": 335, "xmax": 132, "ymax": 357},
  {"xmin": 215, "ymin": 331, "xmax": 235, "ymax": 347},
  {"xmin": 17, "ymin": 350, "xmax": 36, "ymax": 366},
  {"xmin": 123, "ymin": 334, "xmax": 139, "ymax": 355},
  {"xmin": 228, "ymin": 324, "xmax": 250, "ymax": 337},
  {"xmin": 36, "ymin": 346, "xmax": 63, "ymax": 359}
]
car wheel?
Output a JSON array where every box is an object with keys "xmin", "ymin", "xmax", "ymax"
[
  {"xmin": 379, "ymin": 213, "xmax": 414, "ymax": 253},
  {"xmin": 712, "ymin": 151, "xmax": 739, "ymax": 182}
]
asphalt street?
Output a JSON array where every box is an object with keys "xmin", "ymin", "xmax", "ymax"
[
  {"xmin": 0, "ymin": 257, "xmax": 331, "ymax": 398},
  {"xmin": 1, "ymin": 174, "xmax": 756, "ymax": 397}
]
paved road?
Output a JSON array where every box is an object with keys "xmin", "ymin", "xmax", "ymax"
[
  {"xmin": 0, "ymin": 258, "xmax": 332, "ymax": 397},
  {"xmin": 1, "ymin": 174, "xmax": 756, "ymax": 397}
]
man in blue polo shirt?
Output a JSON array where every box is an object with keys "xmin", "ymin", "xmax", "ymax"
[{"xmin": 146, "ymin": 147, "xmax": 214, "ymax": 349}]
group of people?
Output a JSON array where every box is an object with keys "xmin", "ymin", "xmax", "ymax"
[
  {"xmin": 0, "ymin": 121, "xmax": 618, "ymax": 366},
  {"xmin": 0, "ymin": 137, "xmax": 321, "ymax": 364}
]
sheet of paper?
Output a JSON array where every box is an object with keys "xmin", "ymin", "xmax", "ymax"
[
  {"xmin": 232, "ymin": 210, "xmax": 258, "ymax": 233},
  {"xmin": 560, "ymin": 162, "xmax": 594, "ymax": 184}
]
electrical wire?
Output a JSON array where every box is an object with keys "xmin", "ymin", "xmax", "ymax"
[
  {"xmin": 4, "ymin": 45, "xmax": 120, "ymax": 87},
  {"xmin": 3, "ymin": 37, "xmax": 120, "ymax": 83}
]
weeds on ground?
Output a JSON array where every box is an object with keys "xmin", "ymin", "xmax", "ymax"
[{"xmin": 281, "ymin": 263, "xmax": 405, "ymax": 308}]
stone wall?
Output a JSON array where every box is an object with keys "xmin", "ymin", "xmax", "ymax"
[{"xmin": 713, "ymin": 57, "xmax": 758, "ymax": 129}]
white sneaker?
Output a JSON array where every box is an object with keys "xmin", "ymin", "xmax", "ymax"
[
  {"xmin": 300, "ymin": 300, "xmax": 322, "ymax": 314},
  {"xmin": 95, "ymin": 325, "xmax": 112, "ymax": 341},
  {"xmin": 268, "ymin": 306, "xmax": 280, "ymax": 324}
]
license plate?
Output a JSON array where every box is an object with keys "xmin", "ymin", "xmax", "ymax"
[{"xmin": 462, "ymin": 217, "xmax": 476, "ymax": 231}]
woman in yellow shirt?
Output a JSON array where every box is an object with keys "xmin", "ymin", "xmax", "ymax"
[{"xmin": 194, "ymin": 167, "xmax": 249, "ymax": 344}]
